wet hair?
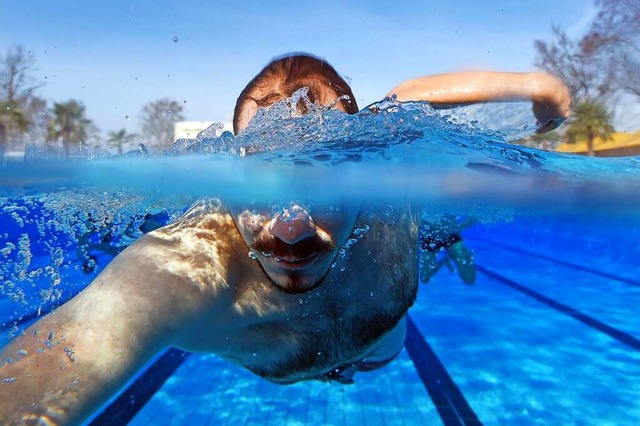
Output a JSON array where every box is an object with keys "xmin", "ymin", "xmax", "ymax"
[{"xmin": 233, "ymin": 53, "xmax": 359, "ymax": 134}]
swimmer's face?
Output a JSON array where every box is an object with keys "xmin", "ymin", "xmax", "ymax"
[{"xmin": 230, "ymin": 202, "xmax": 359, "ymax": 293}]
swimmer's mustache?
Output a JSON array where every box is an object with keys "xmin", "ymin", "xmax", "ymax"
[{"xmin": 250, "ymin": 232, "xmax": 335, "ymax": 258}]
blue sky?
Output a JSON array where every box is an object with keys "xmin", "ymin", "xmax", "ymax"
[{"xmin": 0, "ymin": 0, "xmax": 597, "ymax": 135}]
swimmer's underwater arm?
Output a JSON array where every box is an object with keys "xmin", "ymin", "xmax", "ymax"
[
  {"xmin": 386, "ymin": 71, "xmax": 571, "ymax": 132},
  {"xmin": 0, "ymin": 233, "xmax": 231, "ymax": 425}
]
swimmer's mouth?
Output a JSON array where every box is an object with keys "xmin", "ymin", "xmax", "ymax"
[
  {"xmin": 250, "ymin": 234, "xmax": 334, "ymax": 270},
  {"xmin": 263, "ymin": 252, "xmax": 320, "ymax": 269}
]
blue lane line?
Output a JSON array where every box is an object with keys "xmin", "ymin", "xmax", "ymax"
[
  {"xmin": 89, "ymin": 318, "xmax": 479, "ymax": 426},
  {"xmin": 477, "ymin": 265, "xmax": 640, "ymax": 352},
  {"xmin": 405, "ymin": 315, "xmax": 483, "ymax": 426},
  {"xmin": 467, "ymin": 236, "xmax": 640, "ymax": 287},
  {"xmin": 89, "ymin": 348, "xmax": 191, "ymax": 426}
]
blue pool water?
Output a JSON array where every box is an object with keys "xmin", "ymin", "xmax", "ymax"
[{"xmin": 1, "ymin": 101, "xmax": 639, "ymax": 425}]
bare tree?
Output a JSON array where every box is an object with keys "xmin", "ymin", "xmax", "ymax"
[
  {"xmin": 140, "ymin": 98, "xmax": 185, "ymax": 150},
  {"xmin": 534, "ymin": 26, "xmax": 617, "ymax": 103},
  {"xmin": 587, "ymin": 0, "xmax": 640, "ymax": 98},
  {"xmin": 535, "ymin": 0, "xmax": 640, "ymax": 102},
  {"xmin": 0, "ymin": 45, "xmax": 43, "ymax": 105},
  {"xmin": 0, "ymin": 45, "xmax": 46, "ymax": 149}
]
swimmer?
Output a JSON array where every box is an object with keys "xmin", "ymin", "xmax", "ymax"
[
  {"xmin": 0, "ymin": 53, "xmax": 570, "ymax": 425},
  {"xmin": 420, "ymin": 216, "xmax": 477, "ymax": 284}
]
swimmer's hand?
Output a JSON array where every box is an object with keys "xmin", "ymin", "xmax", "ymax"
[{"xmin": 531, "ymin": 73, "xmax": 571, "ymax": 133}]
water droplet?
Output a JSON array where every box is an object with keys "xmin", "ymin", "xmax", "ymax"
[
  {"xmin": 252, "ymin": 352, "xmax": 257, "ymax": 357},
  {"xmin": 172, "ymin": 36, "xmax": 179, "ymax": 43}
]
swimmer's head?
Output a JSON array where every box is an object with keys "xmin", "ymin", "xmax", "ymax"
[
  {"xmin": 233, "ymin": 53, "xmax": 359, "ymax": 134},
  {"xmin": 230, "ymin": 202, "xmax": 359, "ymax": 294}
]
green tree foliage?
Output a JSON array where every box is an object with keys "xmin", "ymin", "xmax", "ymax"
[
  {"xmin": 140, "ymin": 98, "xmax": 185, "ymax": 150},
  {"xmin": 0, "ymin": 101, "xmax": 29, "ymax": 151},
  {"xmin": 565, "ymin": 100, "xmax": 615, "ymax": 156},
  {"xmin": 48, "ymin": 100, "xmax": 97, "ymax": 156},
  {"xmin": 106, "ymin": 128, "xmax": 138, "ymax": 155}
]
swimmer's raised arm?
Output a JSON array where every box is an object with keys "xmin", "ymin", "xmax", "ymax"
[
  {"xmin": 0, "ymin": 224, "xmax": 233, "ymax": 425},
  {"xmin": 386, "ymin": 71, "xmax": 571, "ymax": 133}
]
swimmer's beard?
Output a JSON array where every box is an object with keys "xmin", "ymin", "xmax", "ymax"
[{"xmin": 249, "ymin": 232, "xmax": 336, "ymax": 295}]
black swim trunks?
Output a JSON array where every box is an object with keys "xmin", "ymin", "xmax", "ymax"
[
  {"xmin": 315, "ymin": 317, "xmax": 407, "ymax": 384},
  {"xmin": 420, "ymin": 232, "xmax": 462, "ymax": 253}
]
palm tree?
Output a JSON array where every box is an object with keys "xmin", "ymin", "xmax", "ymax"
[
  {"xmin": 48, "ymin": 100, "xmax": 95, "ymax": 156},
  {"xmin": 0, "ymin": 100, "xmax": 30, "ymax": 152},
  {"xmin": 565, "ymin": 100, "xmax": 615, "ymax": 156},
  {"xmin": 106, "ymin": 128, "xmax": 138, "ymax": 155}
]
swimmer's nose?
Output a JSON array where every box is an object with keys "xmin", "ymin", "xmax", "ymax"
[{"xmin": 268, "ymin": 205, "xmax": 316, "ymax": 244}]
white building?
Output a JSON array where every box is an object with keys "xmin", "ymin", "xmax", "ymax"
[{"xmin": 173, "ymin": 121, "xmax": 233, "ymax": 142}]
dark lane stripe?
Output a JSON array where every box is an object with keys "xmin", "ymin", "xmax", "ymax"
[
  {"xmin": 405, "ymin": 315, "xmax": 483, "ymax": 426},
  {"xmin": 468, "ymin": 236, "xmax": 640, "ymax": 287},
  {"xmin": 477, "ymin": 265, "xmax": 640, "ymax": 351},
  {"xmin": 89, "ymin": 348, "xmax": 191, "ymax": 426}
]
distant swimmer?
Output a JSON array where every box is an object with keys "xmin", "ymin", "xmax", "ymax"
[
  {"xmin": 0, "ymin": 53, "xmax": 570, "ymax": 425},
  {"xmin": 420, "ymin": 215, "xmax": 477, "ymax": 284}
]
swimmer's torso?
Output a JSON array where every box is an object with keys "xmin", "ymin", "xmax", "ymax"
[{"xmin": 145, "ymin": 202, "xmax": 419, "ymax": 383}]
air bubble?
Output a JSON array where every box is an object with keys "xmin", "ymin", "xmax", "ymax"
[{"xmin": 172, "ymin": 36, "xmax": 179, "ymax": 43}]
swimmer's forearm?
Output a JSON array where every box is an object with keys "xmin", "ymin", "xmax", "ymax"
[
  {"xmin": 0, "ymin": 241, "xmax": 191, "ymax": 425},
  {"xmin": 388, "ymin": 71, "xmax": 555, "ymax": 104},
  {"xmin": 0, "ymin": 265, "xmax": 167, "ymax": 424},
  {"xmin": 387, "ymin": 71, "xmax": 570, "ymax": 132}
]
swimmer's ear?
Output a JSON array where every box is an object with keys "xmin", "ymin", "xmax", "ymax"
[{"xmin": 235, "ymin": 99, "xmax": 259, "ymax": 134}]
